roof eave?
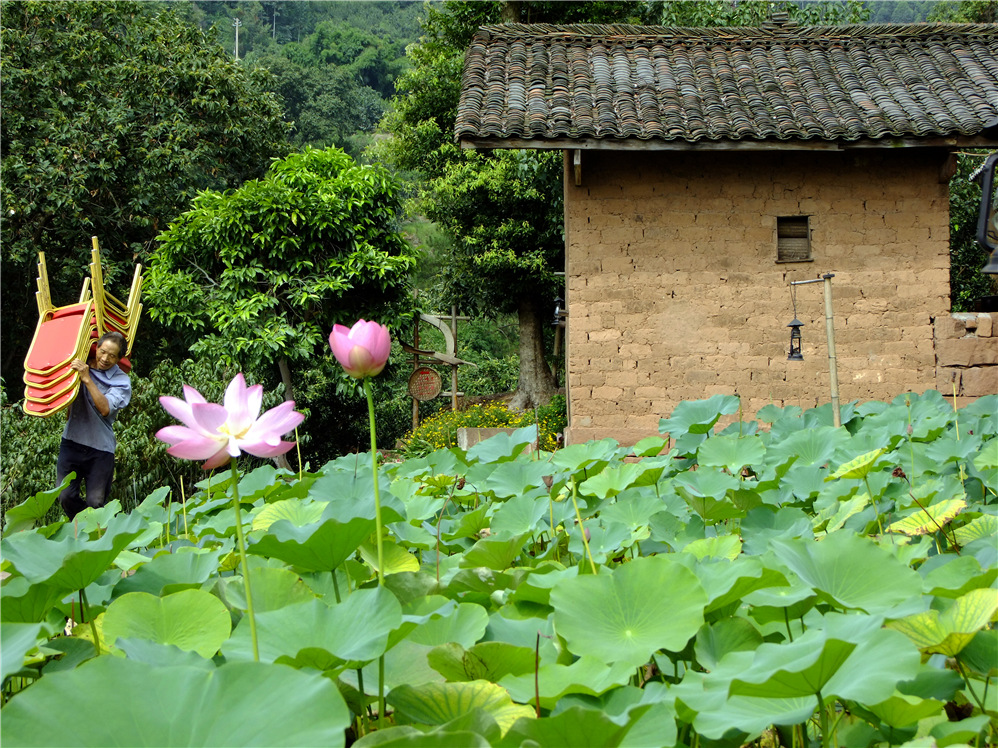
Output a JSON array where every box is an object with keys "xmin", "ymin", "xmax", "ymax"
[{"xmin": 459, "ymin": 135, "xmax": 998, "ymax": 152}]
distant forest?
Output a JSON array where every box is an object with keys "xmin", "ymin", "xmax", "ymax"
[{"xmin": 135, "ymin": 1, "xmax": 982, "ymax": 157}]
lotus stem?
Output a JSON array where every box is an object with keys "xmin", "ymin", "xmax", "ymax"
[
  {"xmin": 817, "ymin": 691, "xmax": 829, "ymax": 748},
  {"xmin": 363, "ymin": 379, "xmax": 384, "ymax": 586},
  {"xmin": 180, "ymin": 479, "xmax": 189, "ymax": 539},
  {"xmin": 569, "ymin": 481, "xmax": 597, "ymax": 575},
  {"xmin": 331, "ymin": 570, "xmax": 341, "ymax": 604},
  {"xmin": 362, "ymin": 378, "xmax": 386, "ymax": 730},
  {"xmin": 80, "ymin": 587, "xmax": 100, "ymax": 656},
  {"xmin": 229, "ymin": 457, "xmax": 259, "ymax": 662},
  {"xmin": 295, "ymin": 425, "xmax": 303, "ymax": 482}
]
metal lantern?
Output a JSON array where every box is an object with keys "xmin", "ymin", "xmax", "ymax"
[{"xmin": 787, "ymin": 317, "xmax": 804, "ymax": 361}]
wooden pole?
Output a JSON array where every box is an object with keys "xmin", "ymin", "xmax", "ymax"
[{"xmin": 822, "ymin": 274, "xmax": 840, "ymax": 427}]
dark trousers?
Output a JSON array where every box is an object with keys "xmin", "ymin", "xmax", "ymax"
[{"xmin": 56, "ymin": 439, "xmax": 116, "ymax": 520}]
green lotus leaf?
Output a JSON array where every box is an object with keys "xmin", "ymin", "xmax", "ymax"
[
  {"xmin": 672, "ymin": 654, "xmax": 817, "ymax": 740},
  {"xmin": 930, "ymin": 714, "xmax": 991, "ymax": 747},
  {"xmin": 507, "ymin": 565, "xmax": 578, "ymax": 608},
  {"xmin": 466, "ymin": 426, "xmax": 538, "ymax": 464},
  {"xmin": 548, "ymin": 439, "xmax": 619, "ymax": 475},
  {"xmin": 683, "ymin": 535, "xmax": 741, "ymax": 561},
  {"xmin": 660, "ymin": 394, "xmax": 740, "ymax": 437},
  {"xmin": 115, "ymin": 638, "xmax": 216, "ymax": 669},
  {"xmin": 887, "ymin": 498, "xmax": 967, "ymax": 536},
  {"xmin": 366, "ymin": 728, "xmax": 493, "ymax": 748},
  {"xmin": 825, "ymin": 448, "xmax": 887, "ymax": 481},
  {"xmin": 740, "ymin": 507, "xmax": 814, "ymax": 555},
  {"xmin": 2, "ymin": 478, "xmax": 69, "ymax": 536},
  {"xmin": 0, "ymin": 577, "xmax": 65, "ymax": 623},
  {"xmin": 810, "ymin": 619, "xmax": 921, "ymax": 705},
  {"xmin": 490, "ymin": 493, "xmax": 549, "ymax": 536},
  {"xmin": 580, "ymin": 462, "xmax": 651, "ymax": 499},
  {"xmin": 442, "ymin": 504, "xmax": 490, "ymax": 541},
  {"xmin": 459, "ymin": 533, "xmax": 529, "ymax": 570},
  {"xmin": 551, "ymin": 555, "xmax": 708, "ymax": 669},
  {"xmin": 251, "ymin": 499, "xmax": 324, "ymax": 531},
  {"xmin": 728, "ymin": 632, "xmax": 857, "ymax": 700},
  {"xmin": 310, "ymin": 467, "xmax": 405, "ymax": 523},
  {"xmin": 957, "ymin": 628, "xmax": 997, "ymax": 676},
  {"xmin": 925, "ymin": 432, "xmax": 983, "ymax": 466},
  {"xmin": 354, "ymin": 727, "xmax": 491, "ymax": 748},
  {"xmin": 248, "ymin": 514, "xmax": 375, "ymax": 572},
  {"xmin": 486, "ymin": 459, "xmax": 551, "ymax": 499},
  {"xmin": 500, "ymin": 656, "xmax": 634, "ymax": 709},
  {"xmin": 697, "ymin": 434, "xmax": 766, "ymax": 474},
  {"xmin": 598, "ymin": 490, "xmax": 668, "ymax": 531},
  {"xmin": 1, "ymin": 622, "xmax": 51, "ymax": 684},
  {"xmin": 896, "ymin": 665, "xmax": 965, "ymax": 702},
  {"xmin": 953, "ymin": 513, "xmax": 997, "ymax": 547},
  {"xmin": 695, "ymin": 617, "xmax": 764, "ymax": 671},
  {"xmin": 770, "ymin": 532, "xmax": 922, "ymax": 613},
  {"xmin": 865, "ymin": 692, "xmax": 944, "ymax": 727},
  {"xmin": 696, "ymin": 555, "xmax": 788, "ymax": 614},
  {"xmin": 113, "ymin": 547, "xmax": 226, "ymax": 597},
  {"xmin": 389, "ymin": 680, "xmax": 533, "ymax": 737},
  {"xmin": 632, "ymin": 435, "xmax": 669, "ymax": 457},
  {"xmin": 102, "ymin": 589, "xmax": 231, "ymax": 659},
  {"xmin": 765, "ymin": 426, "xmax": 845, "ymax": 468},
  {"xmin": 360, "ymin": 538, "xmax": 420, "ymax": 576},
  {"xmin": 0, "ymin": 511, "xmax": 146, "ymax": 593},
  {"xmin": 886, "ymin": 588, "xmax": 998, "ymax": 656},
  {"xmin": 218, "ymin": 564, "xmax": 317, "ymax": 612},
  {"xmin": 499, "ymin": 706, "xmax": 631, "ymax": 748},
  {"xmin": 567, "ymin": 521, "xmax": 631, "ymax": 564},
  {"xmin": 407, "ymin": 601, "xmax": 489, "ymax": 648},
  {"xmin": 427, "ymin": 641, "xmax": 535, "ymax": 682},
  {"xmin": 348, "ymin": 638, "xmax": 444, "ymax": 695},
  {"xmin": 223, "ymin": 586, "xmax": 401, "ymax": 666},
  {"xmin": 0, "ymin": 657, "xmax": 350, "ymax": 747}
]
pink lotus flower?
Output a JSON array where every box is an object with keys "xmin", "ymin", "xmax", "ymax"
[
  {"xmin": 329, "ymin": 319, "xmax": 391, "ymax": 378},
  {"xmin": 156, "ymin": 373, "xmax": 304, "ymax": 470}
]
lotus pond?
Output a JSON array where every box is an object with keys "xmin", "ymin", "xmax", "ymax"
[{"xmin": 1, "ymin": 391, "xmax": 996, "ymax": 747}]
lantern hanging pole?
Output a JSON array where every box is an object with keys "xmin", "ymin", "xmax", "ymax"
[{"xmin": 791, "ymin": 274, "xmax": 840, "ymax": 427}]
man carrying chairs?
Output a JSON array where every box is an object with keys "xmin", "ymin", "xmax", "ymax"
[{"xmin": 56, "ymin": 331, "xmax": 131, "ymax": 520}]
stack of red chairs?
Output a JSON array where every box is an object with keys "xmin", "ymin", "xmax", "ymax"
[{"xmin": 23, "ymin": 237, "xmax": 142, "ymax": 417}]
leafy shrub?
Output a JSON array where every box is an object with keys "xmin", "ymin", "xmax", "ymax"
[{"xmin": 401, "ymin": 395, "xmax": 566, "ymax": 456}]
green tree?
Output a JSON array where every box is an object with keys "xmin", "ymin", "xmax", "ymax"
[
  {"xmin": 379, "ymin": 0, "xmax": 640, "ymax": 410},
  {"xmin": 145, "ymin": 147, "xmax": 419, "ymax": 402},
  {"xmin": 0, "ymin": 0, "xmax": 290, "ymax": 382},
  {"xmin": 643, "ymin": 0, "xmax": 869, "ymax": 25}
]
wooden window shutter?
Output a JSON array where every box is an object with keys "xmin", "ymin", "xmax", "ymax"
[{"xmin": 777, "ymin": 216, "xmax": 812, "ymax": 262}]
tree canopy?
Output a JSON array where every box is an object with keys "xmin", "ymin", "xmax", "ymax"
[
  {"xmin": 0, "ymin": 0, "xmax": 290, "ymax": 380},
  {"xmin": 146, "ymin": 147, "xmax": 419, "ymax": 398}
]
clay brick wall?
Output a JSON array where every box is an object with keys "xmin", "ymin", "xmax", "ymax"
[{"xmin": 562, "ymin": 148, "xmax": 957, "ymax": 445}]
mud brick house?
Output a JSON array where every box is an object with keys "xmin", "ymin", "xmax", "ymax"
[{"xmin": 455, "ymin": 17, "xmax": 998, "ymax": 445}]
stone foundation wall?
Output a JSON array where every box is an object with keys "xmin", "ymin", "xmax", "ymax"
[
  {"xmin": 935, "ymin": 313, "xmax": 997, "ymax": 407},
  {"xmin": 563, "ymin": 148, "xmax": 960, "ymax": 446}
]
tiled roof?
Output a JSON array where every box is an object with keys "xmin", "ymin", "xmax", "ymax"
[{"xmin": 455, "ymin": 19, "xmax": 998, "ymax": 147}]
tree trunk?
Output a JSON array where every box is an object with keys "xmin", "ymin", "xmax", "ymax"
[
  {"xmin": 501, "ymin": 1, "xmax": 522, "ymax": 23},
  {"xmin": 274, "ymin": 356, "xmax": 294, "ymax": 471},
  {"xmin": 508, "ymin": 296, "xmax": 558, "ymax": 412}
]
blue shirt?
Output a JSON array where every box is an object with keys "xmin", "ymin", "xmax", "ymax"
[{"xmin": 62, "ymin": 364, "xmax": 131, "ymax": 454}]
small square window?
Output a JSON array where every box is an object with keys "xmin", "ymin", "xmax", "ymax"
[{"xmin": 776, "ymin": 216, "xmax": 812, "ymax": 263}]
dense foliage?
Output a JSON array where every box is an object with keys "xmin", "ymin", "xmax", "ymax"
[
  {"xmin": 146, "ymin": 147, "xmax": 419, "ymax": 397},
  {"xmin": 403, "ymin": 396, "xmax": 568, "ymax": 456},
  {"xmin": 0, "ymin": 0, "xmax": 290, "ymax": 383},
  {"xmin": 1, "ymin": 391, "xmax": 995, "ymax": 747}
]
